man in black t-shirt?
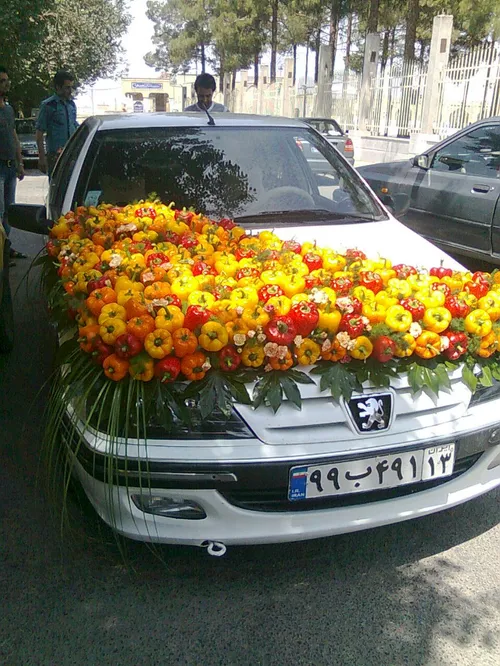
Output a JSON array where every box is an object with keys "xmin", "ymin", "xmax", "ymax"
[{"xmin": 0, "ymin": 66, "xmax": 26, "ymax": 262}]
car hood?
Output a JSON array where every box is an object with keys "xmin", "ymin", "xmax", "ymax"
[{"xmin": 254, "ymin": 218, "xmax": 463, "ymax": 270}]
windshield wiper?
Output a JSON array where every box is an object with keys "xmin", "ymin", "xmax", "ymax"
[{"xmin": 235, "ymin": 209, "xmax": 378, "ymax": 223}]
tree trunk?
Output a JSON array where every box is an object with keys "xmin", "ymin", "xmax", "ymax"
[
  {"xmin": 303, "ymin": 45, "xmax": 309, "ymax": 116},
  {"xmin": 381, "ymin": 30, "xmax": 389, "ymax": 74},
  {"xmin": 219, "ymin": 55, "xmax": 225, "ymax": 93},
  {"xmin": 293, "ymin": 44, "xmax": 297, "ymax": 86},
  {"xmin": 404, "ymin": 0, "xmax": 419, "ymax": 63},
  {"xmin": 254, "ymin": 52, "xmax": 259, "ymax": 87},
  {"xmin": 329, "ymin": 0, "xmax": 341, "ymax": 74},
  {"xmin": 345, "ymin": 13, "xmax": 353, "ymax": 70},
  {"xmin": 201, "ymin": 43, "xmax": 206, "ymax": 72},
  {"xmin": 270, "ymin": 0, "xmax": 278, "ymax": 83},
  {"xmin": 314, "ymin": 29, "xmax": 321, "ymax": 83},
  {"xmin": 389, "ymin": 27, "xmax": 396, "ymax": 68},
  {"xmin": 367, "ymin": 0, "xmax": 379, "ymax": 34},
  {"xmin": 232, "ymin": 69, "xmax": 236, "ymax": 90}
]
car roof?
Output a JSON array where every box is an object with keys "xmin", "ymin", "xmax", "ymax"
[{"xmin": 86, "ymin": 113, "xmax": 312, "ymax": 132}]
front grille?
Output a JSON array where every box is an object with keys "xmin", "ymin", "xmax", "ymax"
[{"xmin": 219, "ymin": 453, "xmax": 482, "ymax": 513}]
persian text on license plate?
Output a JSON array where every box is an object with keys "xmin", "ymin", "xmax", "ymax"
[{"xmin": 288, "ymin": 444, "xmax": 455, "ymax": 501}]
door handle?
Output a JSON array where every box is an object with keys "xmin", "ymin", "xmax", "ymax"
[{"xmin": 472, "ymin": 184, "xmax": 492, "ymax": 193}]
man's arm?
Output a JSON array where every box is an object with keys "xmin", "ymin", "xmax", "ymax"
[
  {"xmin": 36, "ymin": 105, "xmax": 48, "ymax": 173},
  {"xmin": 12, "ymin": 130, "xmax": 24, "ymax": 181}
]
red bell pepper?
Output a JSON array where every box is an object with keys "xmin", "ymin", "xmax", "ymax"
[
  {"xmin": 264, "ymin": 315, "xmax": 297, "ymax": 346},
  {"xmin": 114, "ymin": 333, "xmax": 143, "ymax": 359},
  {"xmin": 400, "ymin": 297, "xmax": 425, "ymax": 321},
  {"xmin": 444, "ymin": 295, "xmax": 470, "ymax": 318},
  {"xmin": 339, "ymin": 314, "xmax": 365, "ymax": 337},
  {"xmin": 219, "ymin": 345, "xmax": 242, "ymax": 372},
  {"xmin": 154, "ymin": 356, "xmax": 182, "ymax": 383},
  {"xmin": 184, "ymin": 305, "xmax": 212, "ymax": 331},
  {"xmin": 290, "ymin": 301, "xmax": 319, "ymax": 336},
  {"xmin": 442, "ymin": 331, "xmax": 468, "ymax": 360},
  {"xmin": 358, "ymin": 270, "xmax": 383, "ymax": 294},
  {"xmin": 258, "ymin": 284, "xmax": 284, "ymax": 302},
  {"xmin": 330, "ymin": 277, "xmax": 353, "ymax": 296},
  {"xmin": 371, "ymin": 336, "xmax": 396, "ymax": 362},
  {"xmin": 392, "ymin": 264, "xmax": 417, "ymax": 280},
  {"xmin": 303, "ymin": 252, "xmax": 323, "ymax": 272},
  {"xmin": 430, "ymin": 266, "xmax": 453, "ymax": 279}
]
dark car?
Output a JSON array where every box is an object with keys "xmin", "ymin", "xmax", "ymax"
[
  {"xmin": 357, "ymin": 117, "xmax": 500, "ymax": 265},
  {"xmin": 0, "ymin": 226, "xmax": 14, "ymax": 352},
  {"xmin": 15, "ymin": 118, "xmax": 39, "ymax": 166}
]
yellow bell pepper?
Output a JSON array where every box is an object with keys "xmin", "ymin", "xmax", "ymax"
[
  {"xmin": 318, "ymin": 309, "xmax": 341, "ymax": 334},
  {"xmin": 242, "ymin": 305, "xmax": 270, "ymax": 330},
  {"xmin": 352, "ymin": 286, "xmax": 375, "ymax": 304},
  {"xmin": 394, "ymin": 333, "xmax": 417, "ymax": 358},
  {"xmin": 198, "ymin": 321, "xmax": 229, "ymax": 352},
  {"xmin": 230, "ymin": 287, "xmax": 259, "ymax": 308},
  {"xmin": 476, "ymin": 331, "xmax": 497, "ymax": 358},
  {"xmin": 414, "ymin": 288, "xmax": 445, "ymax": 309},
  {"xmin": 362, "ymin": 301, "xmax": 387, "ymax": 324},
  {"xmin": 414, "ymin": 331, "xmax": 441, "ymax": 359},
  {"xmin": 386, "ymin": 278, "xmax": 412, "ymax": 300},
  {"xmin": 422, "ymin": 306, "xmax": 452, "ymax": 333},
  {"xmin": 241, "ymin": 343, "xmax": 265, "ymax": 367},
  {"xmin": 282, "ymin": 275, "xmax": 306, "ymax": 298},
  {"xmin": 322, "ymin": 253, "xmax": 346, "ymax": 272},
  {"xmin": 442, "ymin": 273, "xmax": 465, "ymax": 293},
  {"xmin": 211, "ymin": 299, "xmax": 235, "ymax": 324},
  {"xmin": 296, "ymin": 339, "xmax": 321, "ymax": 365},
  {"xmin": 375, "ymin": 290, "xmax": 398, "ymax": 309},
  {"xmin": 266, "ymin": 295, "xmax": 292, "ymax": 316},
  {"xmin": 465, "ymin": 309, "xmax": 492, "ymax": 337},
  {"xmin": 155, "ymin": 305, "xmax": 185, "ymax": 332},
  {"xmin": 478, "ymin": 293, "xmax": 500, "ymax": 322},
  {"xmin": 350, "ymin": 336, "xmax": 373, "ymax": 360},
  {"xmin": 144, "ymin": 329, "xmax": 174, "ymax": 359},
  {"xmin": 187, "ymin": 290, "xmax": 216, "ymax": 309},
  {"xmin": 99, "ymin": 318, "xmax": 127, "ymax": 345},
  {"xmin": 385, "ymin": 305, "xmax": 412, "ymax": 332},
  {"xmin": 98, "ymin": 303, "xmax": 127, "ymax": 324},
  {"xmin": 171, "ymin": 275, "xmax": 200, "ymax": 300},
  {"xmin": 457, "ymin": 291, "xmax": 478, "ymax": 308},
  {"xmin": 407, "ymin": 273, "xmax": 438, "ymax": 291},
  {"xmin": 291, "ymin": 293, "xmax": 310, "ymax": 304}
]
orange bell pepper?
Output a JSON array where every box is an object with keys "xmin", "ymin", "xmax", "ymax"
[{"xmin": 414, "ymin": 331, "xmax": 441, "ymax": 359}]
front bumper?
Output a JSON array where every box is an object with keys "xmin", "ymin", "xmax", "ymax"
[{"xmin": 71, "ymin": 439, "xmax": 500, "ymax": 547}]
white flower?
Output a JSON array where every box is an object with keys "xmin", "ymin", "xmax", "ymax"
[
  {"xmin": 361, "ymin": 316, "xmax": 370, "ymax": 326},
  {"xmin": 109, "ymin": 253, "xmax": 123, "ymax": 268},
  {"xmin": 336, "ymin": 297, "xmax": 353, "ymax": 312},
  {"xmin": 141, "ymin": 270, "xmax": 155, "ymax": 283},
  {"xmin": 116, "ymin": 223, "xmax": 137, "ymax": 234},
  {"xmin": 202, "ymin": 359, "xmax": 212, "ymax": 371},
  {"xmin": 310, "ymin": 288, "xmax": 329, "ymax": 305},
  {"xmin": 322, "ymin": 339, "xmax": 332, "ymax": 352},
  {"xmin": 409, "ymin": 322, "xmax": 422, "ymax": 339},
  {"xmin": 256, "ymin": 333, "xmax": 267, "ymax": 343},
  {"xmin": 151, "ymin": 298, "xmax": 173, "ymax": 308},
  {"xmin": 440, "ymin": 336, "xmax": 450, "ymax": 352},
  {"xmin": 346, "ymin": 339, "xmax": 357, "ymax": 351},
  {"xmin": 277, "ymin": 345, "xmax": 289, "ymax": 359},
  {"xmin": 365, "ymin": 324, "xmax": 372, "ymax": 332},
  {"xmin": 264, "ymin": 363, "xmax": 273, "ymax": 373},
  {"xmin": 235, "ymin": 306, "xmax": 244, "ymax": 316},
  {"xmin": 264, "ymin": 342, "xmax": 279, "ymax": 358},
  {"xmin": 247, "ymin": 329, "xmax": 256, "ymax": 338},
  {"xmin": 233, "ymin": 333, "xmax": 247, "ymax": 347},
  {"xmin": 294, "ymin": 335, "xmax": 304, "ymax": 347},
  {"xmin": 336, "ymin": 331, "xmax": 352, "ymax": 348},
  {"xmin": 160, "ymin": 262, "xmax": 172, "ymax": 271}
]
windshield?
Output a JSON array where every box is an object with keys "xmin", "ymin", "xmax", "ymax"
[
  {"xmin": 15, "ymin": 119, "xmax": 36, "ymax": 134},
  {"xmin": 74, "ymin": 126, "xmax": 384, "ymax": 222},
  {"xmin": 307, "ymin": 119, "xmax": 343, "ymax": 136}
]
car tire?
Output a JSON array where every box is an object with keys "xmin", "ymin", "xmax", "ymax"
[{"xmin": 0, "ymin": 246, "xmax": 15, "ymax": 353}]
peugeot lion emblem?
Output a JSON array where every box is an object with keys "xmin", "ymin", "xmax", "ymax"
[{"xmin": 342, "ymin": 391, "xmax": 394, "ymax": 434}]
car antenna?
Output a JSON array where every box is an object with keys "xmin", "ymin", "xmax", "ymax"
[{"xmin": 201, "ymin": 102, "xmax": 215, "ymax": 126}]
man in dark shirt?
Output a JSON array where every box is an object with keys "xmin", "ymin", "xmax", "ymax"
[
  {"xmin": 0, "ymin": 66, "xmax": 26, "ymax": 261},
  {"xmin": 36, "ymin": 70, "xmax": 78, "ymax": 177}
]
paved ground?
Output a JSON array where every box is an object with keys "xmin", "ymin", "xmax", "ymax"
[{"xmin": 1, "ymin": 174, "xmax": 500, "ymax": 666}]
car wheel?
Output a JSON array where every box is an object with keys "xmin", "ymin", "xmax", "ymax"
[{"xmin": 0, "ymin": 249, "xmax": 14, "ymax": 353}]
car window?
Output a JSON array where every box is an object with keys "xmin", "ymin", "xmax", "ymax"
[
  {"xmin": 432, "ymin": 125, "xmax": 500, "ymax": 178},
  {"xmin": 74, "ymin": 126, "xmax": 382, "ymax": 222},
  {"xmin": 308, "ymin": 120, "xmax": 343, "ymax": 136},
  {"xmin": 49, "ymin": 125, "xmax": 90, "ymax": 216},
  {"xmin": 15, "ymin": 119, "xmax": 36, "ymax": 134}
]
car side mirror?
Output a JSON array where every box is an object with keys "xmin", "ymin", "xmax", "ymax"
[
  {"xmin": 414, "ymin": 154, "xmax": 430, "ymax": 170},
  {"xmin": 8, "ymin": 204, "xmax": 53, "ymax": 235}
]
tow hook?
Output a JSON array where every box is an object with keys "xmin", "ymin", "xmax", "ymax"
[{"xmin": 202, "ymin": 541, "xmax": 227, "ymax": 557}]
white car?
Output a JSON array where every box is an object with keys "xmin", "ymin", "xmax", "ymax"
[{"xmin": 9, "ymin": 113, "xmax": 500, "ymax": 554}]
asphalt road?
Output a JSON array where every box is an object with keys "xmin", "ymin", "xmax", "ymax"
[{"xmin": 1, "ymin": 174, "xmax": 500, "ymax": 666}]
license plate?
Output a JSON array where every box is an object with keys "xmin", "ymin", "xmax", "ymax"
[{"xmin": 288, "ymin": 444, "xmax": 455, "ymax": 501}]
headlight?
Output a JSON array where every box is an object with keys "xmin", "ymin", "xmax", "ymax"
[
  {"xmin": 469, "ymin": 378, "xmax": 500, "ymax": 407},
  {"xmin": 131, "ymin": 494, "xmax": 206, "ymax": 519}
]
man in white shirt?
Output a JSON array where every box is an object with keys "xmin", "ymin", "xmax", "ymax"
[{"xmin": 184, "ymin": 73, "xmax": 228, "ymax": 113}]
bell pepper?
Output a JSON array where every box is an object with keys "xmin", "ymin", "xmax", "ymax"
[
  {"xmin": 241, "ymin": 343, "xmax": 265, "ymax": 368},
  {"xmin": 399, "ymin": 297, "xmax": 425, "ymax": 321},
  {"xmin": 100, "ymin": 318, "xmax": 127, "ymax": 345},
  {"xmin": 282, "ymin": 274, "xmax": 306, "ymax": 299},
  {"xmin": 187, "ymin": 290, "xmax": 216, "ymax": 309},
  {"xmin": 442, "ymin": 273, "xmax": 465, "ymax": 293},
  {"xmin": 457, "ymin": 291, "xmax": 478, "ymax": 308},
  {"xmin": 358, "ymin": 270, "xmax": 383, "ymax": 295},
  {"xmin": 103, "ymin": 354, "xmax": 130, "ymax": 381},
  {"xmin": 318, "ymin": 309, "xmax": 342, "ymax": 334},
  {"xmin": 362, "ymin": 301, "xmax": 387, "ymax": 324},
  {"xmin": 478, "ymin": 293, "xmax": 500, "ymax": 322},
  {"xmin": 258, "ymin": 284, "xmax": 284, "ymax": 303},
  {"xmin": 98, "ymin": 303, "xmax": 127, "ymax": 325},
  {"xmin": 464, "ymin": 279, "xmax": 489, "ymax": 299},
  {"xmin": 345, "ymin": 248, "xmax": 366, "ymax": 262},
  {"xmin": 265, "ymin": 295, "xmax": 292, "ymax": 316},
  {"xmin": 78, "ymin": 325, "xmax": 100, "ymax": 353},
  {"xmin": 444, "ymin": 295, "xmax": 470, "ymax": 319},
  {"xmin": 472, "ymin": 271, "xmax": 492, "ymax": 286},
  {"xmin": 385, "ymin": 305, "xmax": 412, "ymax": 332},
  {"xmin": 414, "ymin": 288, "xmax": 445, "ymax": 309},
  {"xmin": 430, "ymin": 266, "xmax": 453, "ymax": 279},
  {"xmin": 170, "ymin": 275, "xmax": 200, "ymax": 300},
  {"xmin": 386, "ymin": 279, "xmax": 412, "ymax": 300},
  {"xmin": 392, "ymin": 264, "xmax": 417, "ymax": 280},
  {"xmin": 269, "ymin": 350, "xmax": 294, "ymax": 371},
  {"xmin": 464, "ymin": 309, "xmax": 492, "ymax": 337},
  {"xmin": 407, "ymin": 273, "xmax": 438, "ymax": 292},
  {"xmin": 172, "ymin": 327, "xmax": 198, "ymax": 357},
  {"xmin": 350, "ymin": 336, "xmax": 373, "ymax": 360},
  {"xmin": 129, "ymin": 352, "xmax": 155, "ymax": 381},
  {"xmin": 146, "ymin": 251, "xmax": 170, "ymax": 268},
  {"xmin": 295, "ymin": 339, "xmax": 321, "ymax": 365},
  {"xmin": 375, "ymin": 291, "xmax": 398, "ymax": 309},
  {"xmin": 330, "ymin": 277, "xmax": 353, "ymax": 296},
  {"xmin": 114, "ymin": 333, "xmax": 143, "ymax": 359},
  {"xmin": 352, "ymin": 286, "xmax": 376, "ymax": 304},
  {"xmin": 230, "ymin": 287, "xmax": 259, "ymax": 308},
  {"xmin": 476, "ymin": 331, "xmax": 497, "ymax": 358},
  {"xmin": 91, "ymin": 341, "xmax": 114, "ymax": 366},
  {"xmin": 86, "ymin": 275, "xmax": 109, "ymax": 294},
  {"xmin": 394, "ymin": 333, "xmax": 417, "ymax": 358},
  {"xmin": 290, "ymin": 302, "xmax": 319, "ymax": 336},
  {"xmin": 264, "ymin": 315, "xmax": 297, "ymax": 346},
  {"xmin": 144, "ymin": 329, "xmax": 174, "ymax": 359},
  {"xmin": 181, "ymin": 351, "xmax": 209, "ymax": 380},
  {"xmin": 154, "ymin": 356, "xmax": 182, "ymax": 383},
  {"xmin": 126, "ymin": 315, "xmax": 156, "ymax": 340},
  {"xmin": 198, "ymin": 322, "xmax": 229, "ymax": 352},
  {"xmin": 414, "ymin": 331, "xmax": 442, "ymax": 359},
  {"xmin": 339, "ymin": 314, "xmax": 365, "ymax": 337},
  {"xmin": 184, "ymin": 305, "xmax": 212, "ymax": 331},
  {"xmin": 431, "ymin": 281, "xmax": 451, "ymax": 299},
  {"xmin": 422, "ymin": 307, "xmax": 452, "ymax": 333},
  {"xmin": 371, "ymin": 335, "xmax": 396, "ymax": 362},
  {"xmin": 442, "ymin": 331, "xmax": 468, "ymax": 360},
  {"xmin": 219, "ymin": 345, "xmax": 242, "ymax": 372},
  {"xmin": 242, "ymin": 304, "xmax": 270, "ymax": 330},
  {"xmin": 211, "ymin": 299, "xmax": 234, "ymax": 324},
  {"xmin": 303, "ymin": 252, "xmax": 323, "ymax": 272},
  {"xmin": 155, "ymin": 305, "xmax": 185, "ymax": 332}
]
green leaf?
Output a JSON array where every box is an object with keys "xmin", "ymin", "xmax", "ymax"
[
  {"xmin": 286, "ymin": 369, "xmax": 316, "ymax": 385},
  {"xmin": 316, "ymin": 364, "xmax": 361, "ymax": 402},
  {"xmin": 224, "ymin": 376, "xmax": 252, "ymax": 405},
  {"xmin": 407, "ymin": 363, "xmax": 424, "ymax": 394},
  {"xmin": 54, "ymin": 337, "xmax": 79, "ymax": 366},
  {"xmin": 435, "ymin": 363, "xmax": 452, "ymax": 390},
  {"xmin": 462, "ymin": 365, "xmax": 478, "ymax": 393},
  {"xmin": 252, "ymin": 376, "xmax": 271, "ymax": 410},
  {"xmin": 422, "ymin": 366, "xmax": 440, "ymax": 397},
  {"xmin": 280, "ymin": 375, "xmax": 302, "ymax": 410},
  {"xmin": 267, "ymin": 378, "xmax": 283, "ymax": 413},
  {"xmin": 479, "ymin": 365, "xmax": 494, "ymax": 388}
]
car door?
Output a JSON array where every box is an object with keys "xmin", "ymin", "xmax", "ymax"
[
  {"xmin": 47, "ymin": 125, "xmax": 90, "ymax": 220},
  {"xmin": 403, "ymin": 124, "xmax": 500, "ymax": 257}
]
